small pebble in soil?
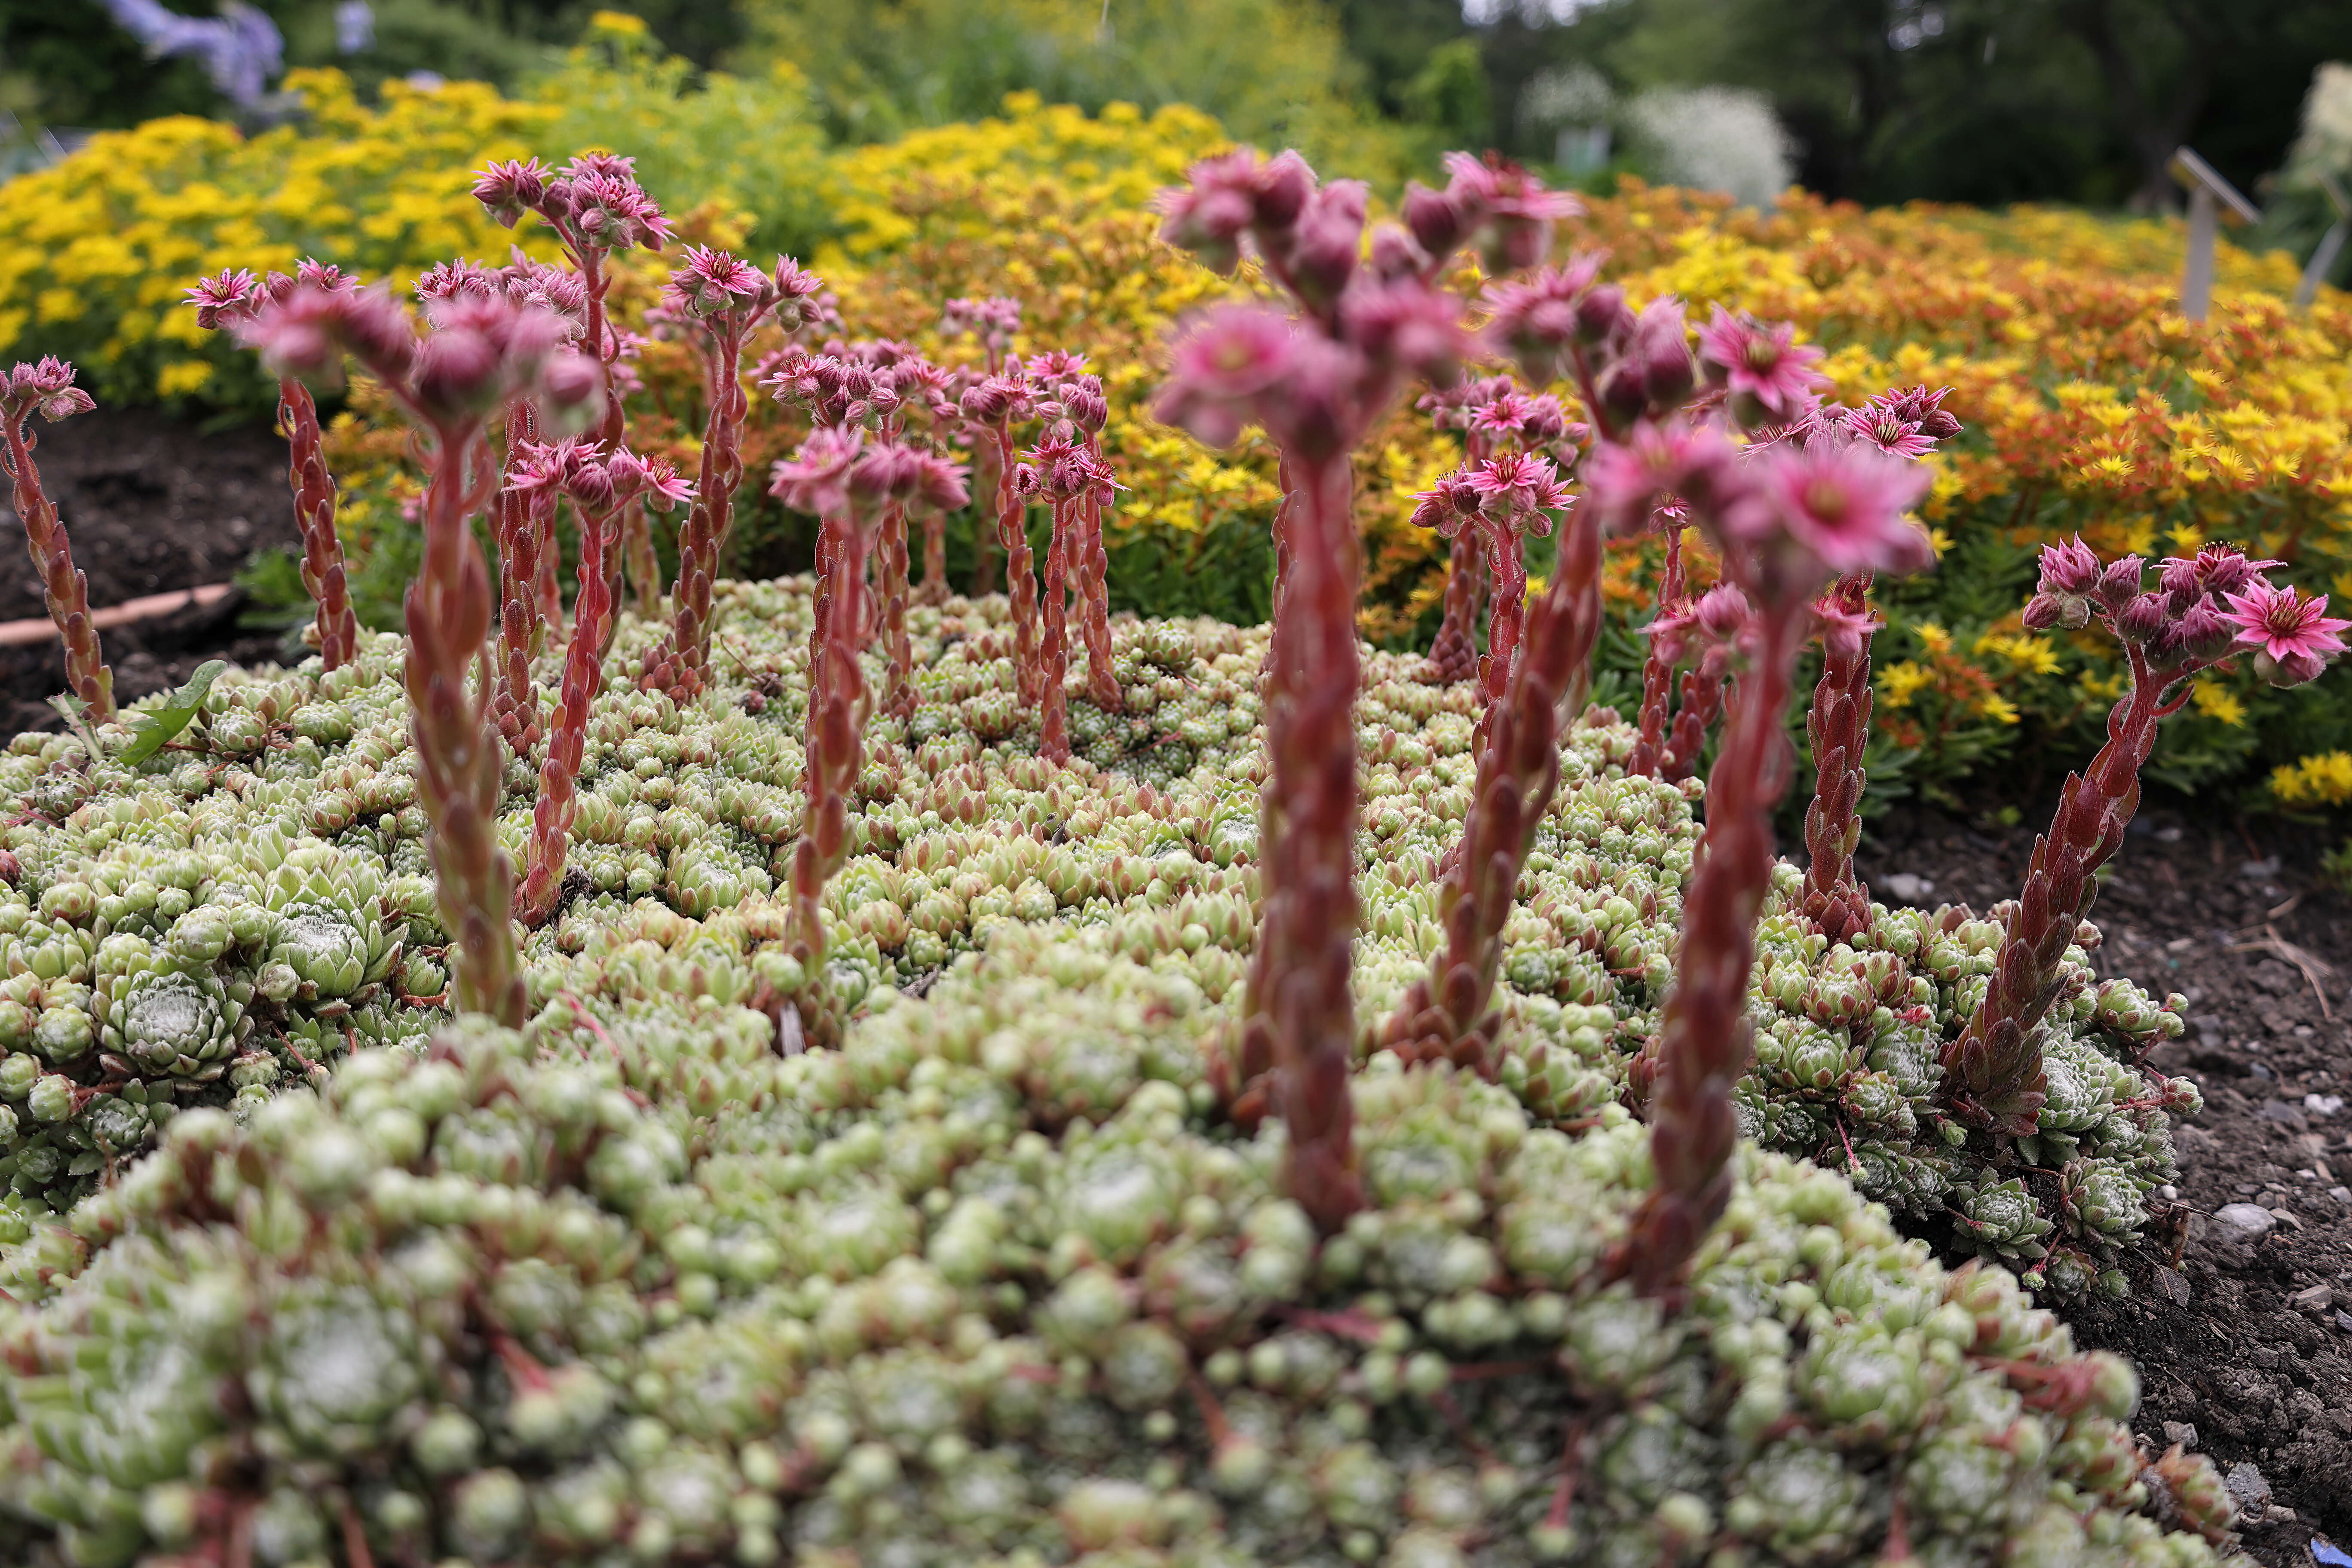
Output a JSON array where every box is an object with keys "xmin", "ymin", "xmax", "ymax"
[
  {"xmin": 1877, "ymin": 870, "xmax": 1934, "ymax": 904},
  {"xmin": 2242, "ymin": 857, "xmax": 2283, "ymax": 880},
  {"xmin": 2216, "ymin": 1202, "xmax": 2280, "ymax": 1240},
  {"xmin": 2306, "ymin": 1093, "xmax": 2346, "ymax": 1116},
  {"xmin": 2162, "ymin": 1419, "xmax": 2200, "ymax": 1449},
  {"xmin": 2226, "ymin": 1461, "xmax": 2273, "ymax": 1512}
]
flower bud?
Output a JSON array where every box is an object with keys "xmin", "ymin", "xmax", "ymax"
[
  {"xmin": 1574, "ymin": 284, "xmax": 1630, "ymax": 345},
  {"xmin": 2114, "ymin": 593, "xmax": 2167, "ymax": 643},
  {"xmin": 539, "ymin": 352, "xmax": 602, "ymax": 435},
  {"xmin": 1253, "ymin": 150, "xmax": 1315, "ymax": 232},
  {"xmin": 1403, "ymin": 184, "xmax": 1467, "ymax": 260},
  {"xmin": 2094, "ymin": 556, "xmax": 2144, "ymax": 610}
]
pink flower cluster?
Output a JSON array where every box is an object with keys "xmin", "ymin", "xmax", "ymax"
[{"xmin": 2025, "ymin": 536, "xmax": 2347, "ymax": 687}]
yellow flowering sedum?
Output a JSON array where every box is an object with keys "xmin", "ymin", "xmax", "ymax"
[
  {"xmin": 0, "ymin": 70, "xmax": 554, "ymax": 407},
  {"xmin": 2272, "ymin": 750, "xmax": 2352, "ymax": 806}
]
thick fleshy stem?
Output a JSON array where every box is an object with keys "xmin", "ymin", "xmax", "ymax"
[
  {"xmin": 518, "ymin": 502, "xmax": 617, "ymax": 925},
  {"xmin": 0, "ymin": 385, "xmax": 112, "ymax": 721},
  {"xmin": 790, "ymin": 517, "xmax": 875, "ymax": 988},
  {"xmin": 1384, "ymin": 506, "xmax": 1603, "ymax": 1072},
  {"xmin": 1418, "ymin": 531, "xmax": 1483, "ymax": 685},
  {"xmin": 881, "ymin": 505, "xmax": 916, "ymax": 720},
  {"xmin": 918, "ymin": 509, "xmax": 949, "ymax": 606},
  {"xmin": 279, "ymin": 377, "xmax": 361, "ymax": 671},
  {"xmin": 1077, "ymin": 481, "xmax": 1121, "ymax": 711},
  {"xmin": 408, "ymin": 429, "xmax": 525, "ymax": 1024},
  {"xmin": 1467, "ymin": 503, "xmax": 1545, "ymax": 757},
  {"xmin": 1239, "ymin": 454, "xmax": 1363, "ymax": 1231},
  {"xmin": 535, "ymin": 505, "xmax": 564, "ymax": 636},
  {"xmin": 1799, "ymin": 570, "xmax": 1877, "ymax": 944},
  {"xmin": 969, "ymin": 439, "xmax": 1001, "ymax": 597},
  {"xmin": 1942, "ymin": 651, "xmax": 2170, "ymax": 1133},
  {"xmin": 1659, "ymin": 654, "xmax": 1728, "ymax": 784},
  {"xmin": 1625, "ymin": 595, "xmax": 1809, "ymax": 1291},
  {"xmin": 622, "ymin": 497, "xmax": 660, "ymax": 618},
  {"xmin": 805, "ymin": 517, "xmax": 842, "ymax": 784},
  {"xmin": 491, "ymin": 404, "xmax": 546, "ymax": 756},
  {"xmin": 992, "ymin": 426, "xmax": 1041, "ymax": 703},
  {"xmin": 645, "ymin": 334, "xmax": 743, "ymax": 700},
  {"xmin": 1628, "ymin": 526, "xmax": 1686, "ymax": 775},
  {"xmin": 1037, "ymin": 491, "xmax": 1074, "ymax": 763}
]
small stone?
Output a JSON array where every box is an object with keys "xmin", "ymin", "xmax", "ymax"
[
  {"xmin": 1878, "ymin": 872, "xmax": 1934, "ymax": 905},
  {"xmin": 2239, "ymin": 857, "xmax": 2281, "ymax": 881},
  {"xmin": 2261, "ymin": 1101, "xmax": 2309, "ymax": 1131},
  {"xmin": 2269, "ymin": 1207, "xmax": 2303, "ymax": 1230},
  {"xmin": 2153, "ymin": 1266, "xmax": 2193, "ymax": 1307},
  {"xmin": 2213, "ymin": 1203, "xmax": 2277, "ymax": 1241},
  {"xmin": 2304, "ymin": 1093, "xmax": 2345, "ymax": 1117},
  {"xmin": 2288, "ymin": 1283, "xmax": 2333, "ymax": 1313},
  {"xmin": 2223, "ymin": 1461, "xmax": 2270, "ymax": 1512},
  {"xmin": 2337, "ymin": 1310, "xmax": 2352, "ymax": 1335},
  {"xmin": 2160, "ymin": 1420, "xmax": 2198, "ymax": 1450}
]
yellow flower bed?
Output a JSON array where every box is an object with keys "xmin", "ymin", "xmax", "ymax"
[
  {"xmin": 0, "ymin": 71, "xmax": 555, "ymax": 408},
  {"xmin": 6, "ymin": 84, "xmax": 2350, "ymax": 792}
]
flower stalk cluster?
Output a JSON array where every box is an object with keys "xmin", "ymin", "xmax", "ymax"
[
  {"xmin": 640, "ymin": 248, "xmax": 824, "ymax": 700},
  {"xmin": 240, "ymin": 281, "xmax": 597, "ymax": 1024},
  {"xmin": 0, "ymin": 358, "xmax": 108, "ymax": 720},
  {"xmin": 769, "ymin": 432, "xmax": 967, "ymax": 1012},
  {"xmin": 472, "ymin": 153, "xmax": 672, "ymax": 453},
  {"xmin": 938, "ymin": 295, "xmax": 1023, "ymax": 600},
  {"xmin": 1946, "ymin": 538, "xmax": 2346, "ymax": 1131},
  {"xmin": 188, "ymin": 265, "xmax": 363, "ymax": 672},
  {"xmin": 1159, "ymin": 147, "xmax": 1573, "ymax": 1226}
]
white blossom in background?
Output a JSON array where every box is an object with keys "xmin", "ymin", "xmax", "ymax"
[
  {"xmin": 1624, "ymin": 85, "xmax": 1795, "ymax": 209},
  {"xmin": 1519, "ymin": 63, "xmax": 1615, "ymax": 172},
  {"xmin": 2287, "ymin": 61, "xmax": 2352, "ymax": 176}
]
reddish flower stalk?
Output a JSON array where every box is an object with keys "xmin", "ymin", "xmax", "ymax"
[
  {"xmin": 1039, "ymin": 371, "xmax": 1123, "ymax": 712},
  {"xmin": 648, "ymin": 254, "xmax": 825, "ymax": 701},
  {"xmin": 879, "ymin": 504, "xmax": 916, "ymax": 719},
  {"xmin": 514, "ymin": 443, "xmax": 692, "ymax": 923},
  {"xmin": 1798, "ymin": 570, "xmax": 1877, "ymax": 943},
  {"xmin": 0, "ymin": 358, "xmax": 110, "ymax": 720},
  {"xmin": 1589, "ymin": 426, "xmax": 1936, "ymax": 1292},
  {"xmin": 1787, "ymin": 387, "xmax": 1961, "ymax": 938},
  {"xmin": 772, "ymin": 434, "xmax": 968, "ymax": 980},
  {"xmin": 620, "ymin": 499, "xmax": 660, "ymax": 617},
  {"xmin": 189, "ymin": 265, "xmax": 364, "ymax": 673},
  {"xmin": 1012, "ymin": 433, "xmax": 1106, "ymax": 763},
  {"xmin": 1634, "ymin": 581, "xmax": 1810, "ymax": 1287},
  {"xmin": 1160, "ymin": 145, "xmax": 1561, "ymax": 1228},
  {"xmin": 1383, "ymin": 502, "xmax": 1603, "ymax": 1071},
  {"xmin": 968, "ymin": 439, "xmax": 1001, "ymax": 597},
  {"xmin": 491, "ymin": 402, "xmax": 549, "ymax": 756},
  {"xmin": 1627, "ymin": 522, "xmax": 1685, "ymax": 774},
  {"xmin": 1945, "ymin": 540, "xmax": 2345, "ymax": 1132},
  {"xmin": 958, "ymin": 377, "xmax": 1043, "ymax": 701},
  {"xmin": 240, "ymin": 282, "xmax": 597, "ymax": 1023}
]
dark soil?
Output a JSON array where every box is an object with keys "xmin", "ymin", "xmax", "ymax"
[
  {"xmin": 0, "ymin": 406, "xmax": 297, "ymax": 729},
  {"xmin": 1856, "ymin": 802, "xmax": 2352, "ymax": 1561}
]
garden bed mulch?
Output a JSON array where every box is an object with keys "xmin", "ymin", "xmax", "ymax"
[
  {"xmin": 1854, "ymin": 801, "xmax": 2352, "ymax": 1561},
  {"xmin": 0, "ymin": 404, "xmax": 295, "ymax": 729}
]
